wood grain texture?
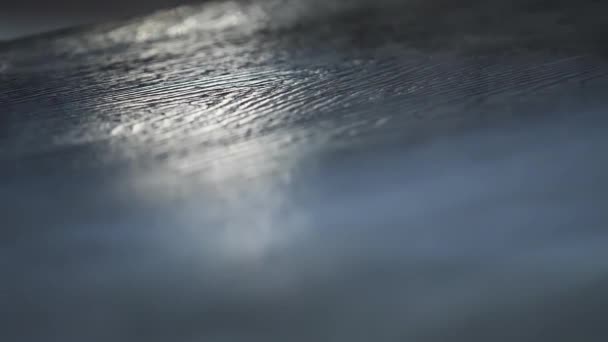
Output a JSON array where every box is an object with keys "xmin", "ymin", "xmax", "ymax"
[{"xmin": 2, "ymin": 1, "xmax": 608, "ymax": 341}]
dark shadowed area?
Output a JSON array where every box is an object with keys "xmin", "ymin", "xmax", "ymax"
[{"xmin": 2, "ymin": 0, "xmax": 608, "ymax": 341}]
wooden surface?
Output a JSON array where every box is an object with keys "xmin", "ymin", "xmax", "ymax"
[{"xmin": 2, "ymin": 1, "xmax": 608, "ymax": 341}]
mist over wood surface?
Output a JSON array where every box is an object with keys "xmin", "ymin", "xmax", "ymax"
[
  {"xmin": 2, "ymin": 1, "xmax": 608, "ymax": 341},
  {"xmin": 0, "ymin": 0, "xmax": 205, "ymax": 40}
]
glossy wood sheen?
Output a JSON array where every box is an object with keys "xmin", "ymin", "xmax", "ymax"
[{"xmin": 2, "ymin": 1, "xmax": 608, "ymax": 341}]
